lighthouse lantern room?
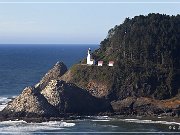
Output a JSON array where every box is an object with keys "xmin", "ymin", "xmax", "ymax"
[{"xmin": 87, "ymin": 48, "xmax": 94, "ymax": 65}]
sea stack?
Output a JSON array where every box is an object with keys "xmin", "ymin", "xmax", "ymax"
[{"xmin": 36, "ymin": 61, "xmax": 68, "ymax": 90}]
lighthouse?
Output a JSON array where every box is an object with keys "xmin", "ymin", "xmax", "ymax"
[{"xmin": 87, "ymin": 48, "xmax": 94, "ymax": 65}]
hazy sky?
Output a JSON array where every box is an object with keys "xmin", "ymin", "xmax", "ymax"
[{"xmin": 0, "ymin": 0, "xmax": 179, "ymax": 44}]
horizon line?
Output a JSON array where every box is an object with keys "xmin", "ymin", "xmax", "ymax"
[
  {"xmin": 0, "ymin": 2, "xmax": 180, "ymax": 4},
  {"xmin": 0, "ymin": 43, "xmax": 99, "ymax": 45}
]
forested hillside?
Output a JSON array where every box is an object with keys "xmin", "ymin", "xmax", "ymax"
[{"xmin": 93, "ymin": 13, "xmax": 180, "ymax": 100}]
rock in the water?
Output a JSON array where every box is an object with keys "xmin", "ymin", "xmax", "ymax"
[
  {"xmin": 41, "ymin": 80, "xmax": 113, "ymax": 114},
  {"xmin": 36, "ymin": 61, "xmax": 67, "ymax": 90},
  {"xmin": 2, "ymin": 87, "xmax": 58, "ymax": 117}
]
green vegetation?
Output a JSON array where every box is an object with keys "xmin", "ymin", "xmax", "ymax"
[
  {"xmin": 69, "ymin": 64, "xmax": 114, "ymax": 88},
  {"xmin": 93, "ymin": 13, "xmax": 180, "ymax": 100},
  {"xmin": 69, "ymin": 13, "xmax": 179, "ymax": 101}
]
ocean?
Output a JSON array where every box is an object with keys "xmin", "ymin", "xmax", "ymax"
[{"xmin": 0, "ymin": 44, "xmax": 179, "ymax": 134}]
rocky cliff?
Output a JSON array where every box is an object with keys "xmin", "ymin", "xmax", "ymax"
[
  {"xmin": 111, "ymin": 96, "xmax": 180, "ymax": 117},
  {"xmin": 40, "ymin": 79, "xmax": 112, "ymax": 114},
  {"xmin": 1, "ymin": 62, "xmax": 112, "ymax": 118},
  {"xmin": 1, "ymin": 13, "xmax": 180, "ymax": 119}
]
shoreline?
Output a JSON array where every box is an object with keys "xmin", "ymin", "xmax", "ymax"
[
  {"xmin": 0, "ymin": 113, "xmax": 180, "ymax": 133},
  {"xmin": 0, "ymin": 112, "xmax": 179, "ymax": 124}
]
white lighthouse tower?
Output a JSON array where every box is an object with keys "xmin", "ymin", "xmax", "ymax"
[{"xmin": 87, "ymin": 48, "xmax": 94, "ymax": 65}]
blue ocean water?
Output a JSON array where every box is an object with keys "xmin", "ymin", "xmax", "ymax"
[
  {"xmin": 0, "ymin": 44, "xmax": 179, "ymax": 134},
  {"xmin": 0, "ymin": 44, "xmax": 98, "ymax": 96}
]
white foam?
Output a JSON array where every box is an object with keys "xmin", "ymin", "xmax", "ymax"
[
  {"xmin": 90, "ymin": 116, "xmax": 112, "ymax": 122},
  {"xmin": 100, "ymin": 116, "xmax": 108, "ymax": 118},
  {"xmin": 102, "ymin": 124, "xmax": 118, "ymax": 128},
  {"xmin": 0, "ymin": 120, "xmax": 75, "ymax": 133},
  {"xmin": 96, "ymin": 116, "xmax": 109, "ymax": 118},
  {"xmin": 92, "ymin": 119, "xmax": 110, "ymax": 122},
  {"xmin": 0, "ymin": 97, "xmax": 11, "ymax": 103},
  {"xmin": 0, "ymin": 104, "xmax": 7, "ymax": 111},
  {"xmin": 0, "ymin": 95, "xmax": 17, "ymax": 111},
  {"xmin": 0, "ymin": 120, "xmax": 27, "ymax": 125},
  {"xmin": 41, "ymin": 121, "xmax": 75, "ymax": 127},
  {"xmin": 0, "ymin": 95, "xmax": 16, "ymax": 102},
  {"xmin": 119, "ymin": 118, "xmax": 180, "ymax": 125},
  {"xmin": 11, "ymin": 95, "xmax": 17, "ymax": 99}
]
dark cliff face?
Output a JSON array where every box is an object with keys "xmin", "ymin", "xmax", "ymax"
[
  {"xmin": 41, "ymin": 80, "xmax": 112, "ymax": 114},
  {"xmin": 111, "ymin": 96, "xmax": 180, "ymax": 116},
  {"xmin": 92, "ymin": 13, "xmax": 180, "ymax": 100}
]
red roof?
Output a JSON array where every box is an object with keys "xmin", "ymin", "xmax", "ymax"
[
  {"xmin": 98, "ymin": 61, "xmax": 103, "ymax": 64},
  {"xmin": 109, "ymin": 61, "xmax": 114, "ymax": 64}
]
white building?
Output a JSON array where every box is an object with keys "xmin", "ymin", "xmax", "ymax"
[
  {"xmin": 87, "ymin": 48, "xmax": 94, "ymax": 65},
  {"xmin": 98, "ymin": 61, "xmax": 103, "ymax": 66},
  {"xmin": 108, "ymin": 61, "xmax": 114, "ymax": 66}
]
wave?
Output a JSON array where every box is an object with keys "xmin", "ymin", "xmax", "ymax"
[
  {"xmin": 119, "ymin": 118, "xmax": 180, "ymax": 125},
  {"xmin": 0, "ymin": 104, "xmax": 7, "ymax": 111},
  {"xmin": 94, "ymin": 116, "xmax": 111, "ymax": 119},
  {"xmin": 0, "ymin": 120, "xmax": 27, "ymax": 125},
  {"xmin": 101, "ymin": 124, "xmax": 118, "ymax": 128},
  {"xmin": 90, "ymin": 116, "xmax": 112, "ymax": 122},
  {"xmin": 0, "ymin": 97, "xmax": 11, "ymax": 104},
  {"xmin": 41, "ymin": 121, "xmax": 75, "ymax": 127},
  {"xmin": 91, "ymin": 119, "xmax": 110, "ymax": 122},
  {"xmin": 0, "ymin": 120, "xmax": 75, "ymax": 133},
  {"xmin": 0, "ymin": 95, "xmax": 16, "ymax": 111}
]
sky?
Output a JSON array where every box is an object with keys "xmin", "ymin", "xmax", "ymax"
[{"xmin": 0, "ymin": 0, "xmax": 179, "ymax": 44}]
